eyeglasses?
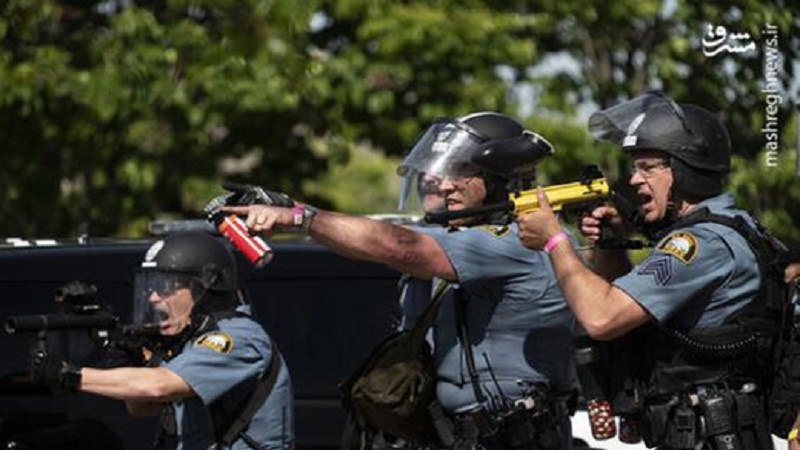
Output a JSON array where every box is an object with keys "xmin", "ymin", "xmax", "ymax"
[{"xmin": 630, "ymin": 160, "xmax": 670, "ymax": 178}]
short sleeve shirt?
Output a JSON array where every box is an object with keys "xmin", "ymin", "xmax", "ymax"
[
  {"xmin": 425, "ymin": 224, "xmax": 576, "ymax": 413},
  {"xmin": 614, "ymin": 194, "xmax": 762, "ymax": 329},
  {"xmin": 163, "ymin": 305, "xmax": 293, "ymax": 450}
]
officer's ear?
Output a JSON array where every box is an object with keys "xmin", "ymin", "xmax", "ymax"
[{"xmin": 481, "ymin": 174, "xmax": 508, "ymax": 205}]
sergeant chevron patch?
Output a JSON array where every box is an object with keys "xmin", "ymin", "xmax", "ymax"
[
  {"xmin": 194, "ymin": 332, "xmax": 234, "ymax": 353},
  {"xmin": 637, "ymin": 255, "xmax": 673, "ymax": 286},
  {"xmin": 656, "ymin": 231, "xmax": 698, "ymax": 264}
]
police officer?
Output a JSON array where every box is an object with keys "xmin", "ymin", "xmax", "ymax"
[
  {"xmin": 397, "ymin": 172, "xmax": 447, "ymax": 332},
  {"xmin": 224, "ymin": 112, "xmax": 576, "ymax": 450},
  {"xmin": 517, "ymin": 92, "xmax": 785, "ymax": 450},
  {"xmin": 31, "ymin": 231, "xmax": 293, "ymax": 450}
]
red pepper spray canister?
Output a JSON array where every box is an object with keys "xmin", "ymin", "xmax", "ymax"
[{"xmin": 212, "ymin": 213, "xmax": 274, "ymax": 268}]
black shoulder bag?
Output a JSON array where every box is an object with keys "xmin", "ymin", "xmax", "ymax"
[{"xmin": 340, "ymin": 281, "xmax": 449, "ymax": 446}]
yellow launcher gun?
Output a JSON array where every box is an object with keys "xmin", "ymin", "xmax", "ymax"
[
  {"xmin": 424, "ymin": 176, "xmax": 611, "ymax": 225},
  {"xmin": 510, "ymin": 177, "xmax": 610, "ymax": 215}
]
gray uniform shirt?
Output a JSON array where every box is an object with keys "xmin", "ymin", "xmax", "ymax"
[
  {"xmin": 163, "ymin": 305, "xmax": 293, "ymax": 450},
  {"xmin": 614, "ymin": 193, "xmax": 762, "ymax": 328},
  {"xmin": 426, "ymin": 223, "xmax": 576, "ymax": 413}
]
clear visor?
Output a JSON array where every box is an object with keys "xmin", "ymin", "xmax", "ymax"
[
  {"xmin": 396, "ymin": 120, "xmax": 486, "ymax": 211},
  {"xmin": 397, "ymin": 172, "xmax": 449, "ymax": 214},
  {"xmin": 588, "ymin": 92, "xmax": 682, "ymax": 144},
  {"xmin": 132, "ymin": 270, "xmax": 195, "ymax": 334}
]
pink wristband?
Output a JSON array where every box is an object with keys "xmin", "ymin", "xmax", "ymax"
[
  {"xmin": 543, "ymin": 231, "xmax": 568, "ymax": 253},
  {"xmin": 291, "ymin": 206, "xmax": 304, "ymax": 229}
]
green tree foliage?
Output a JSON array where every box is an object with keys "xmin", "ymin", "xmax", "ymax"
[
  {"xmin": 1, "ymin": 0, "xmax": 319, "ymax": 237},
  {"xmin": 1, "ymin": 0, "xmax": 799, "ymax": 248}
]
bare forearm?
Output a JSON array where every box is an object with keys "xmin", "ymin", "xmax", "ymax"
[
  {"xmin": 223, "ymin": 203, "xmax": 454, "ymax": 280},
  {"xmin": 308, "ymin": 210, "xmax": 451, "ymax": 280},
  {"xmin": 549, "ymin": 244, "xmax": 615, "ymax": 328},
  {"xmin": 308, "ymin": 211, "xmax": 406, "ymax": 262},
  {"xmin": 548, "ymin": 242, "xmax": 646, "ymax": 340},
  {"xmin": 80, "ymin": 367, "xmax": 191, "ymax": 403}
]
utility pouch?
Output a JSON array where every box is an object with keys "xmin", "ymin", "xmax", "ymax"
[
  {"xmin": 699, "ymin": 393, "xmax": 742, "ymax": 450},
  {"xmin": 665, "ymin": 403, "xmax": 696, "ymax": 449},
  {"xmin": 641, "ymin": 402, "xmax": 670, "ymax": 446},
  {"xmin": 430, "ymin": 402, "xmax": 456, "ymax": 447}
]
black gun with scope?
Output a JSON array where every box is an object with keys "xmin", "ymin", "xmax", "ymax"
[
  {"xmin": 5, "ymin": 280, "xmax": 118, "ymax": 336},
  {"xmin": 3, "ymin": 280, "xmax": 155, "ymax": 392}
]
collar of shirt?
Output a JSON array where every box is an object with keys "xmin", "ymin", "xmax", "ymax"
[
  {"xmin": 691, "ymin": 192, "xmax": 735, "ymax": 214},
  {"xmin": 235, "ymin": 304, "xmax": 253, "ymax": 316}
]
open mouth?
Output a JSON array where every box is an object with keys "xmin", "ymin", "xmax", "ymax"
[
  {"xmin": 152, "ymin": 309, "xmax": 170, "ymax": 328},
  {"xmin": 637, "ymin": 192, "xmax": 654, "ymax": 210}
]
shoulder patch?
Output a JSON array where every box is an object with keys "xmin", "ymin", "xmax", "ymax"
[
  {"xmin": 656, "ymin": 231, "xmax": 699, "ymax": 264},
  {"xmin": 194, "ymin": 332, "xmax": 234, "ymax": 353},
  {"xmin": 477, "ymin": 225, "xmax": 510, "ymax": 237}
]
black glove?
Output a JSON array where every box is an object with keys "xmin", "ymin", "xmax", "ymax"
[
  {"xmin": 29, "ymin": 349, "xmax": 82, "ymax": 394},
  {"xmin": 98, "ymin": 338, "xmax": 147, "ymax": 368},
  {"xmin": 204, "ymin": 182, "xmax": 295, "ymax": 215}
]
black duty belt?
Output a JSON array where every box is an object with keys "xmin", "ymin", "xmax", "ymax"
[
  {"xmin": 434, "ymin": 394, "xmax": 565, "ymax": 450},
  {"xmin": 636, "ymin": 383, "xmax": 772, "ymax": 450}
]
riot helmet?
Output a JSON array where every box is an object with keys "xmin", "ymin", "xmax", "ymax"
[
  {"xmin": 133, "ymin": 231, "xmax": 240, "ymax": 336},
  {"xmin": 589, "ymin": 91, "xmax": 730, "ymax": 200},
  {"xmin": 397, "ymin": 112, "xmax": 553, "ymax": 212}
]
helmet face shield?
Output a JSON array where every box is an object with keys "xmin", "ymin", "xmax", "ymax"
[
  {"xmin": 133, "ymin": 270, "xmax": 195, "ymax": 335},
  {"xmin": 398, "ymin": 172, "xmax": 448, "ymax": 214},
  {"xmin": 588, "ymin": 92, "xmax": 687, "ymax": 147},
  {"xmin": 590, "ymin": 93, "xmax": 730, "ymax": 201},
  {"xmin": 397, "ymin": 120, "xmax": 486, "ymax": 211}
]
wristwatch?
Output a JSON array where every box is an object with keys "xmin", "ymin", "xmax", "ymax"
[{"xmin": 291, "ymin": 205, "xmax": 318, "ymax": 233}]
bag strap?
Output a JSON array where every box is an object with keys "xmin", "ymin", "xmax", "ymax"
[
  {"xmin": 667, "ymin": 208, "xmax": 788, "ymax": 316},
  {"xmin": 218, "ymin": 341, "xmax": 283, "ymax": 448},
  {"xmin": 454, "ymin": 287, "xmax": 487, "ymax": 404},
  {"xmin": 657, "ymin": 208, "xmax": 791, "ymax": 370},
  {"xmin": 408, "ymin": 280, "xmax": 450, "ymax": 349}
]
